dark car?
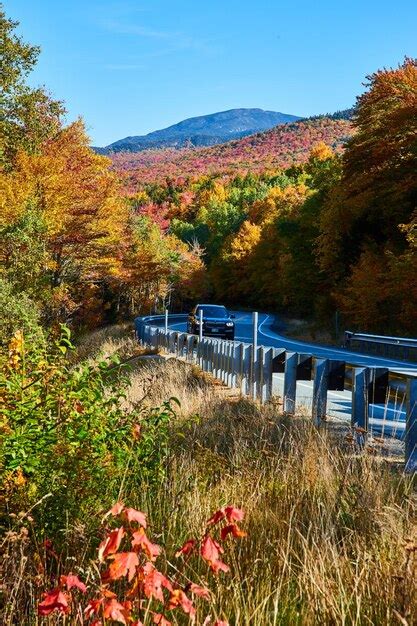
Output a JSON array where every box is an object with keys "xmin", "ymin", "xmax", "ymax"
[{"xmin": 187, "ymin": 304, "xmax": 235, "ymax": 340}]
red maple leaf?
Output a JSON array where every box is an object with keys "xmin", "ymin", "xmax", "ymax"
[
  {"xmin": 38, "ymin": 588, "xmax": 69, "ymax": 616},
  {"xmin": 103, "ymin": 597, "xmax": 132, "ymax": 624},
  {"xmin": 104, "ymin": 502, "xmax": 125, "ymax": 519},
  {"xmin": 207, "ymin": 506, "xmax": 244, "ymax": 526},
  {"xmin": 200, "ymin": 536, "xmax": 229, "ymax": 574},
  {"xmin": 143, "ymin": 564, "xmax": 173, "ymax": 601},
  {"xmin": 220, "ymin": 524, "xmax": 247, "ymax": 540},
  {"xmin": 123, "ymin": 507, "xmax": 147, "ymax": 527},
  {"xmin": 175, "ymin": 539, "xmax": 196, "ymax": 558},
  {"xmin": 189, "ymin": 583, "xmax": 210, "ymax": 600},
  {"xmin": 168, "ymin": 589, "xmax": 196, "ymax": 617},
  {"xmin": 98, "ymin": 526, "xmax": 125, "ymax": 562},
  {"xmin": 103, "ymin": 551, "xmax": 139, "ymax": 582},
  {"xmin": 85, "ymin": 598, "xmax": 103, "ymax": 619},
  {"xmin": 131, "ymin": 527, "xmax": 161, "ymax": 561},
  {"xmin": 224, "ymin": 506, "xmax": 244, "ymax": 523},
  {"xmin": 206, "ymin": 509, "xmax": 225, "ymax": 526},
  {"xmin": 60, "ymin": 573, "xmax": 87, "ymax": 593},
  {"xmin": 153, "ymin": 613, "xmax": 172, "ymax": 626}
]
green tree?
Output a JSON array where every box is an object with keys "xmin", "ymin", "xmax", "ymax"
[{"xmin": 0, "ymin": 7, "xmax": 65, "ymax": 168}]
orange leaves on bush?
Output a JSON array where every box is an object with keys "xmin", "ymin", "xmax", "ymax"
[
  {"xmin": 131, "ymin": 527, "xmax": 161, "ymax": 561},
  {"xmin": 201, "ymin": 536, "xmax": 229, "ymax": 574},
  {"xmin": 38, "ymin": 588, "xmax": 69, "ymax": 616},
  {"xmin": 98, "ymin": 526, "xmax": 125, "ymax": 561},
  {"xmin": 104, "ymin": 501, "xmax": 125, "ymax": 519},
  {"xmin": 103, "ymin": 551, "xmax": 139, "ymax": 582}
]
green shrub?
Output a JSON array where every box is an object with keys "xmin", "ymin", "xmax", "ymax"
[
  {"xmin": 0, "ymin": 278, "xmax": 44, "ymax": 347},
  {"xmin": 1, "ymin": 326, "xmax": 176, "ymax": 536}
]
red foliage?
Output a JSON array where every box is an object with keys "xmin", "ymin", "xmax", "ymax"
[
  {"xmin": 60, "ymin": 574, "xmax": 87, "ymax": 593},
  {"xmin": 201, "ymin": 535, "xmax": 229, "ymax": 573},
  {"xmin": 38, "ymin": 588, "xmax": 69, "ymax": 616},
  {"xmin": 98, "ymin": 526, "xmax": 125, "ymax": 561},
  {"xmin": 111, "ymin": 118, "xmax": 354, "ymax": 191},
  {"xmin": 37, "ymin": 501, "xmax": 246, "ymax": 624}
]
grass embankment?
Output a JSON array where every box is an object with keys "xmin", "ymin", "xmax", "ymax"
[{"xmin": 1, "ymin": 326, "xmax": 416, "ymax": 625}]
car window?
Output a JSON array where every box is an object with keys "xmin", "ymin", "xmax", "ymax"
[{"xmin": 197, "ymin": 306, "xmax": 228, "ymax": 318}]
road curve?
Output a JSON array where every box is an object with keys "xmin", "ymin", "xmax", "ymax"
[
  {"xmin": 167, "ymin": 310, "xmax": 417, "ymax": 439},
  {"xmin": 169, "ymin": 311, "xmax": 417, "ymax": 375}
]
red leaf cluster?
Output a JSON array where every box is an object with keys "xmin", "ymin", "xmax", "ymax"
[{"xmin": 37, "ymin": 501, "xmax": 246, "ymax": 624}]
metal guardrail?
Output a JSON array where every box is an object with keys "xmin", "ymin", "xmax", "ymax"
[
  {"xmin": 345, "ymin": 331, "xmax": 417, "ymax": 362},
  {"xmin": 135, "ymin": 314, "xmax": 417, "ymax": 472}
]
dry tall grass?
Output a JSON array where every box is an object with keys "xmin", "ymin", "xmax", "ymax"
[{"xmin": 2, "ymin": 326, "xmax": 417, "ymax": 624}]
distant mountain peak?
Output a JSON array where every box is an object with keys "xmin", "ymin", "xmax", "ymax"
[{"xmin": 97, "ymin": 108, "xmax": 302, "ymax": 154}]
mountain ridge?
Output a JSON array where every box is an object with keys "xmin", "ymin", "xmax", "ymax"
[{"xmin": 97, "ymin": 108, "xmax": 302, "ymax": 153}]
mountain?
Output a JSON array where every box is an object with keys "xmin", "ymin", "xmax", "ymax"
[
  {"xmin": 97, "ymin": 108, "xmax": 302, "ymax": 153},
  {"xmin": 112, "ymin": 116, "xmax": 354, "ymax": 189}
]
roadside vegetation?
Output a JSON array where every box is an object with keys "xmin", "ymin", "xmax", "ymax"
[{"xmin": 2, "ymin": 327, "xmax": 416, "ymax": 624}]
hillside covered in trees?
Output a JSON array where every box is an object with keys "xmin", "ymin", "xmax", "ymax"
[
  {"xmin": 115, "ymin": 58, "xmax": 417, "ymax": 334},
  {"xmin": 0, "ymin": 2, "xmax": 416, "ymax": 339},
  {"xmin": 111, "ymin": 116, "xmax": 353, "ymax": 187}
]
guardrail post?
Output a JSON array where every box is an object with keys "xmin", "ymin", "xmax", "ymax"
[
  {"xmin": 368, "ymin": 368, "xmax": 389, "ymax": 404},
  {"xmin": 231, "ymin": 343, "xmax": 241, "ymax": 388},
  {"xmin": 199, "ymin": 308, "xmax": 203, "ymax": 341},
  {"xmin": 352, "ymin": 367, "xmax": 369, "ymax": 439},
  {"xmin": 259, "ymin": 347, "xmax": 273, "ymax": 404},
  {"xmin": 251, "ymin": 312, "xmax": 258, "ymax": 400},
  {"xmin": 214, "ymin": 341, "xmax": 221, "ymax": 379},
  {"xmin": 207, "ymin": 339, "xmax": 212, "ymax": 373},
  {"xmin": 226, "ymin": 342, "xmax": 233, "ymax": 387},
  {"xmin": 222, "ymin": 342, "xmax": 228, "ymax": 383},
  {"xmin": 327, "ymin": 360, "xmax": 345, "ymax": 390},
  {"xmin": 168, "ymin": 331, "xmax": 175, "ymax": 354},
  {"xmin": 241, "ymin": 344, "xmax": 251, "ymax": 395},
  {"xmin": 405, "ymin": 378, "xmax": 417, "ymax": 472},
  {"xmin": 283, "ymin": 352, "xmax": 298, "ymax": 414},
  {"xmin": 312, "ymin": 359, "xmax": 329, "ymax": 427}
]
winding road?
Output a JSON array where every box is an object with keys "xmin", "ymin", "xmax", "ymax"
[{"xmin": 167, "ymin": 311, "xmax": 417, "ymax": 440}]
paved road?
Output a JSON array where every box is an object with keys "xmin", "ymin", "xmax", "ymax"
[{"xmin": 168, "ymin": 311, "xmax": 417, "ymax": 440}]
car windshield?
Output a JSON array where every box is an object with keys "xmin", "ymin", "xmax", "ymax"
[{"xmin": 197, "ymin": 306, "xmax": 228, "ymax": 318}]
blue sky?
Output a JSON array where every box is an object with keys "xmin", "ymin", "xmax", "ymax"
[{"xmin": 5, "ymin": 0, "xmax": 416, "ymax": 146}]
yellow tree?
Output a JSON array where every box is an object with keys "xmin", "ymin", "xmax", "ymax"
[{"xmin": 0, "ymin": 120, "xmax": 127, "ymax": 321}]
